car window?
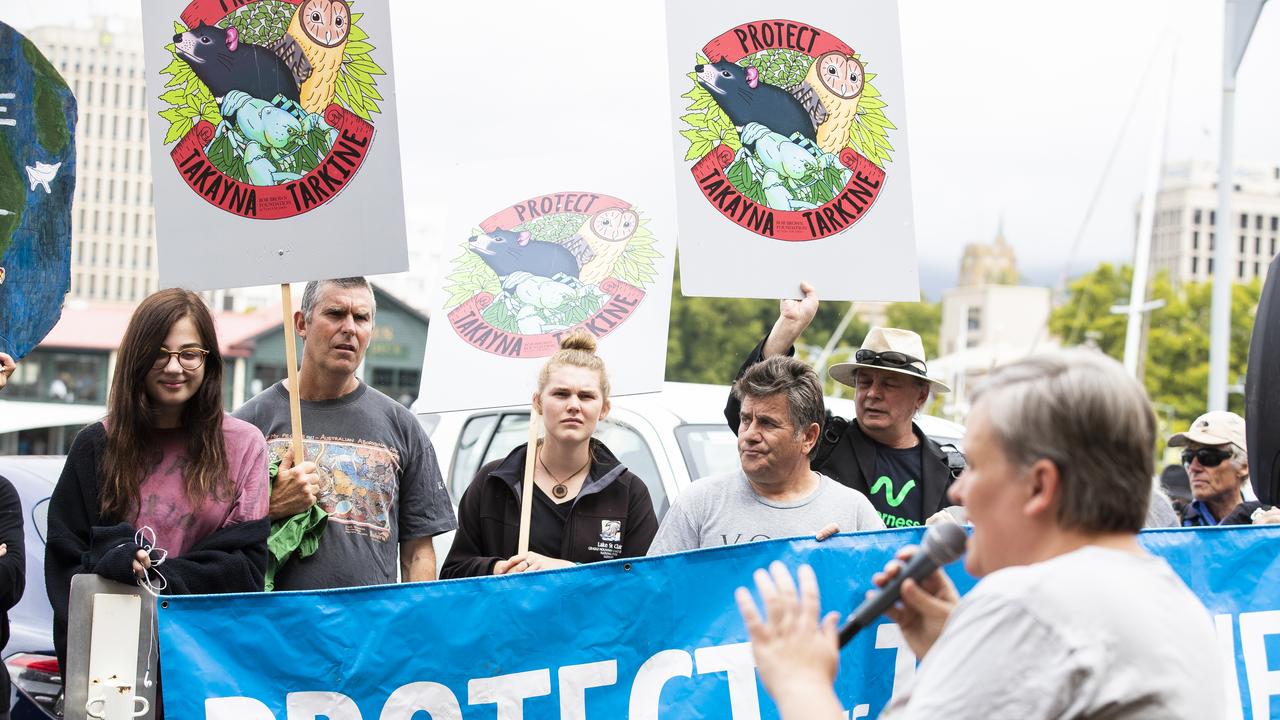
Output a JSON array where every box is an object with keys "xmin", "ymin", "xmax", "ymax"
[
  {"xmin": 481, "ymin": 413, "xmax": 532, "ymax": 468},
  {"xmin": 595, "ymin": 420, "xmax": 667, "ymax": 518},
  {"xmin": 675, "ymin": 424, "xmax": 740, "ymax": 481},
  {"xmin": 477, "ymin": 414, "xmax": 669, "ymax": 518},
  {"xmin": 451, "ymin": 414, "xmax": 499, "ymax": 497}
]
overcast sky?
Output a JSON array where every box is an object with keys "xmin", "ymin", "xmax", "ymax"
[{"xmin": 8, "ymin": 0, "xmax": 1280, "ymax": 290}]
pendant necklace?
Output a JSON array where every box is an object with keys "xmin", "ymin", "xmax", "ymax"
[{"xmin": 539, "ymin": 455, "xmax": 591, "ymax": 499}]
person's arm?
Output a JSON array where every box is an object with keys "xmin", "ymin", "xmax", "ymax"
[
  {"xmin": 227, "ymin": 426, "xmax": 272, "ymax": 525},
  {"xmin": 400, "ymin": 535, "xmax": 436, "ymax": 582},
  {"xmin": 724, "ymin": 283, "xmax": 818, "ymax": 434},
  {"xmin": 0, "ymin": 352, "xmax": 14, "ymax": 391},
  {"xmin": 440, "ymin": 467, "xmax": 506, "ymax": 579},
  {"xmin": 45, "ymin": 426, "xmax": 106, "ymax": 671},
  {"xmin": 620, "ymin": 474, "xmax": 659, "ymax": 557},
  {"xmin": 0, "ymin": 477, "xmax": 25, "ymax": 612},
  {"xmin": 763, "ymin": 282, "xmax": 819, "ymax": 358},
  {"xmin": 268, "ymin": 446, "xmax": 321, "ymax": 521},
  {"xmin": 156, "ymin": 518, "xmax": 269, "ymax": 594},
  {"xmin": 645, "ymin": 495, "xmax": 699, "ymax": 556},
  {"xmin": 735, "ymin": 563, "xmax": 843, "ymax": 720}
]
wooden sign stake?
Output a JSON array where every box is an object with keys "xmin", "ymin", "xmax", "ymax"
[
  {"xmin": 280, "ymin": 283, "xmax": 305, "ymax": 462},
  {"xmin": 517, "ymin": 409, "xmax": 542, "ymax": 555}
]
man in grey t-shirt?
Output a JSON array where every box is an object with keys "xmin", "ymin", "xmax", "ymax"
[
  {"xmin": 649, "ymin": 356, "xmax": 883, "ymax": 555},
  {"xmin": 234, "ymin": 277, "xmax": 456, "ymax": 589}
]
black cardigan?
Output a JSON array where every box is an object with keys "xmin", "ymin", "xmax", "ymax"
[{"xmin": 44, "ymin": 422, "xmax": 268, "ymax": 673}]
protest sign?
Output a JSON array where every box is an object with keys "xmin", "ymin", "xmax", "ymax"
[
  {"xmin": 159, "ymin": 527, "xmax": 1280, "ymax": 719},
  {"xmin": 666, "ymin": 1, "xmax": 919, "ymax": 301},
  {"xmin": 139, "ymin": 0, "xmax": 408, "ymax": 290},
  {"xmin": 0, "ymin": 22, "xmax": 76, "ymax": 359},
  {"xmin": 415, "ymin": 1, "xmax": 677, "ymax": 413}
]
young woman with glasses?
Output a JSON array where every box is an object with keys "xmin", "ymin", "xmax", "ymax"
[{"xmin": 44, "ymin": 289, "xmax": 271, "ymax": 679}]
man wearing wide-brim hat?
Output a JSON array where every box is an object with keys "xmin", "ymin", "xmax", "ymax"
[
  {"xmin": 725, "ymin": 283, "xmax": 961, "ymax": 528},
  {"xmin": 1167, "ymin": 411, "xmax": 1278, "ymax": 526}
]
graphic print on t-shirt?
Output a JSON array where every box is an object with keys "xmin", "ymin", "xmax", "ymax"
[
  {"xmin": 872, "ymin": 444, "xmax": 924, "ymax": 527},
  {"xmin": 268, "ymin": 436, "xmax": 400, "ymax": 542}
]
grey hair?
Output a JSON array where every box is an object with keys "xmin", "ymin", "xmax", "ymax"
[
  {"xmin": 300, "ymin": 277, "xmax": 376, "ymax": 322},
  {"xmin": 970, "ymin": 348, "xmax": 1154, "ymax": 534},
  {"xmin": 733, "ymin": 356, "xmax": 826, "ymax": 459}
]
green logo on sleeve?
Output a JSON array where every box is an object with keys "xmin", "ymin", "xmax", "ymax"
[{"xmin": 871, "ymin": 475, "xmax": 916, "ymax": 508}]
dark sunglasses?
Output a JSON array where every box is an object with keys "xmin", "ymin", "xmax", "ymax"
[
  {"xmin": 1181, "ymin": 447, "xmax": 1233, "ymax": 468},
  {"xmin": 855, "ymin": 349, "xmax": 927, "ymax": 375}
]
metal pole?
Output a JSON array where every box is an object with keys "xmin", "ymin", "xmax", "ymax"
[
  {"xmin": 1208, "ymin": 1, "xmax": 1236, "ymax": 410},
  {"xmin": 813, "ymin": 301, "xmax": 861, "ymax": 377},
  {"xmin": 1123, "ymin": 44, "xmax": 1175, "ymax": 377},
  {"xmin": 1209, "ymin": 0, "xmax": 1268, "ymax": 410}
]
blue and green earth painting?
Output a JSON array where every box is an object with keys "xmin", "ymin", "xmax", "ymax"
[{"xmin": 0, "ymin": 21, "xmax": 76, "ymax": 359}]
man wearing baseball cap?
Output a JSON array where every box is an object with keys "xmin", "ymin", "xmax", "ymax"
[
  {"xmin": 725, "ymin": 283, "xmax": 960, "ymax": 528},
  {"xmin": 1168, "ymin": 411, "xmax": 1276, "ymax": 525}
]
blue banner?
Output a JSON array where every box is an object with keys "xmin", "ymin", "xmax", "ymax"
[{"xmin": 158, "ymin": 526, "xmax": 1280, "ymax": 719}]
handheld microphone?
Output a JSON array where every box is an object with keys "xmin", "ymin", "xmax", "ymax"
[{"xmin": 838, "ymin": 522, "xmax": 967, "ymax": 647}]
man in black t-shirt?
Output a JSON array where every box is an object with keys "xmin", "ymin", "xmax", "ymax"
[{"xmin": 725, "ymin": 283, "xmax": 960, "ymax": 526}]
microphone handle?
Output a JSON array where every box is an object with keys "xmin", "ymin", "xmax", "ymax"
[
  {"xmin": 837, "ymin": 615, "xmax": 868, "ymax": 647},
  {"xmin": 837, "ymin": 553, "xmax": 939, "ymax": 648}
]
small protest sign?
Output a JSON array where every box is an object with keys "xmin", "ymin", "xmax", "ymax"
[{"xmin": 666, "ymin": 1, "xmax": 920, "ymax": 301}]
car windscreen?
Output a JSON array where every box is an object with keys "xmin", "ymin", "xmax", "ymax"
[{"xmin": 674, "ymin": 424, "xmax": 740, "ymax": 481}]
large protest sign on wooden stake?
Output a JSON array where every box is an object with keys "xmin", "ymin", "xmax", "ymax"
[
  {"xmin": 141, "ymin": 0, "xmax": 410, "ymax": 447},
  {"xmin": 416, "ymin": 2, "xmax": 678, "ymax": 415},
  {"xmin": 414, "ymin": 2, "xmax": 678, "ymax": 549},
  {"xmin": 141, "ymin": 0, "xmax": 409, "ymax": 291},
  {"xmin": 666, "ymin": 1, "xmax": 920, "ymax": 301}
]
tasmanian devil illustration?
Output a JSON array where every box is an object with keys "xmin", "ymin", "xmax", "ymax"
[
  {"xmin": 468, "ymin": 228, "xmax": 581, "ymax": 281},
  {"xmin": 695, "ymin": 58, "xmax": 816, "ymax": 146},
  {"xmin": 173, "ymin": 23, "xmax": 300, "ymax": 104}
]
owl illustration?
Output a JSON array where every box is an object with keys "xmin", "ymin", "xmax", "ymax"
[
  {"xmin": 789, "ymin": 52, "xmax": 865, "ymax": 156},
  {"xmin": 269, "ymin": 0, "xmax": 351, "ymax": 115},
  {"xmin": 570, "ymin": 208, "xmax": 640, "ymax": 286}
]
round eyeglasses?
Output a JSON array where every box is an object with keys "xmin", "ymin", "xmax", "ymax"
[{"xmin": 153, "ymin": 347, "xmax": 209, "ymax": 371}]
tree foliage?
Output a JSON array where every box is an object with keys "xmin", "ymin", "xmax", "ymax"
[
  {"xmin": 1048, "ymin": 263, "xmax": 1260, "ymax": 434},
  {"xmin": 664, "ymin": 259, "xmax": 869, "ymax": 385},
  {"xmin": 884, "ymin": 297, "xmax": 942, "ymax": 359}
]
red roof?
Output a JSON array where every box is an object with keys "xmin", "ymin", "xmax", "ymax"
[{"xmin": 38, "ymin": 302, "xmax": 296, "ymax": 358}]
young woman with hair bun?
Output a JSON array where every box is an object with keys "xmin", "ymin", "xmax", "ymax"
[{"xmin": 441, "ymin": 332, "xmax": 658, "ymax": 577}]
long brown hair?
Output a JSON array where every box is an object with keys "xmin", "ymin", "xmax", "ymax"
[{"xmin": 101, "ymin": 289, "xmax": 228, "ymax": 519}]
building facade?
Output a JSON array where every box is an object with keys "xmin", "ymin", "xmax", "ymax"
[
  {"xmin": 957, "ymin": 222, "xmax": 1018, "ymax": 288},
  {"xmin": 1149, "ymin": 161, "xmax": 1280, "ymax": 286}
]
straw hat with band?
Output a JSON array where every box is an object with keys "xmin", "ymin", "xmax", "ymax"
[{"xmin": 828, "ymin": 327, "xmax": 951, "ymax": 394}]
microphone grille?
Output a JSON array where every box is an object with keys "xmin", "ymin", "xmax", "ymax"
[{"xmin": 921, "ymin": 521, "xmax": 968, "ymax": 565}]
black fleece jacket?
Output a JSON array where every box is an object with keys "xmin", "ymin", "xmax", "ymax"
[
  {"xmin": 0, "ymin": 476, "xmax": 25, "ymax": 713},
  {"xmin": 441, "ymin": 440, "xmax": 658, "ymax": 578},
  {"xmin": 44, "ymin": 422, "xmax": 269, "ymax": 673}
]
